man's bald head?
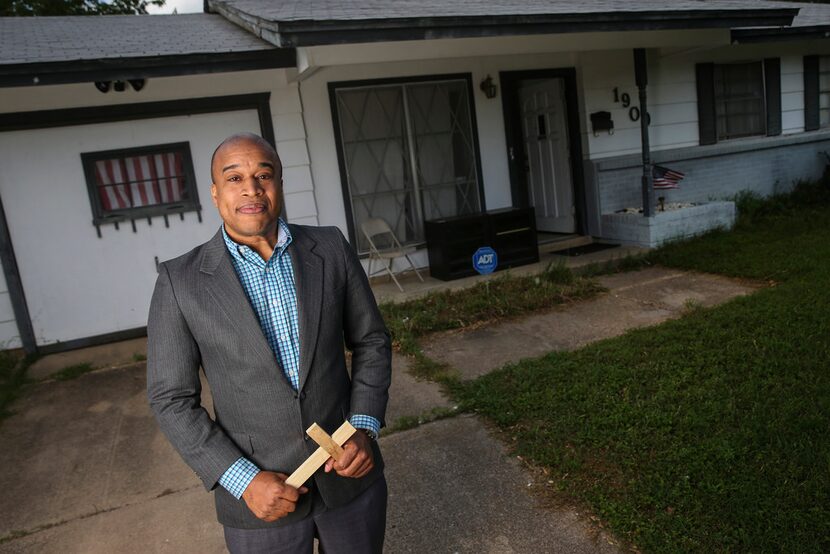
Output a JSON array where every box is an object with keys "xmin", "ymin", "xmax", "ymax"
[{"xmin": 210, "ymin": 133, "xmax": 281, "ymax": 183}]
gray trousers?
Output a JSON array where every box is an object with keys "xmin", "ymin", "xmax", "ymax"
[{"xmin": 224, "ymin": 477, "xmax": 387, "ymax": 554}]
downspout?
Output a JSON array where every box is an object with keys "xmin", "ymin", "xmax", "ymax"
[{"xmin": 634, "ymin": 48, "xmax": 654, "ymax": 217}]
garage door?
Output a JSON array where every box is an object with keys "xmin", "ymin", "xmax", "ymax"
[{"xmin": 0, "ymin": 108, "xmax": 261, "ymax": 346}]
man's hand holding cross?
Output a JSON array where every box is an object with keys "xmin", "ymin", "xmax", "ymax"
[{"xmin": 242, "ymin": 422, "xmax": 375, "ymax": 522}]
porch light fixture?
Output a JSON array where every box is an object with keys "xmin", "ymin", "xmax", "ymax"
[{"xmin": 479, "ymin": 75, "xmax": 497, "ymax": 99}]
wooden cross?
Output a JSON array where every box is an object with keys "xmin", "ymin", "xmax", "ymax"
[{"xmin": 285, "ymin": 421, "xmax": 357, "ymax": 489}]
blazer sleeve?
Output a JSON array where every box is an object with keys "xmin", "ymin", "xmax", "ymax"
[
  {"xmin": 337, "ymin": 230, "xmax": 392, "ymax": 427},
  {"xmin": 146, "ymin": 263, "xmax": 245, "ymax": 491}
]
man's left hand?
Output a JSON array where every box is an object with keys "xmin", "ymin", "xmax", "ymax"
[{"xmin": 323, "ymin": 430, "xmax": 374, "ymax": 478}]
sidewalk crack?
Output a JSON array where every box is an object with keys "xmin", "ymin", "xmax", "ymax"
[{"xmin": 0, "ymin": 484, "xmax": 200, "ymax": 545}]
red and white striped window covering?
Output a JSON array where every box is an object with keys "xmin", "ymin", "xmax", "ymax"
[{"xmin": 93, "ymin": 152, "xmax": 188, "ymax": 212}]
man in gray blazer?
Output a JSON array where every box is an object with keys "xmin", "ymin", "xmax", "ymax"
[{"xmin": 147, "ymin": 133, "xmax": 391, "ymax": 553}]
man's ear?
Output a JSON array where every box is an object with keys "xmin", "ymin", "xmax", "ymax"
[{"xmin": 210, "ymin": 183, "xmax": 219, "ymax": 208}]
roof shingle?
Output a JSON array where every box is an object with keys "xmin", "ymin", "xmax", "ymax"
[{"xmin": 0, "ymin": 13, "xmax": 274, "ymax": 65}]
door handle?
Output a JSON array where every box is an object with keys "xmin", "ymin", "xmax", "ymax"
[{"xmin": 509, "ymin": 146, "xmax": 516, "ymax": 161}]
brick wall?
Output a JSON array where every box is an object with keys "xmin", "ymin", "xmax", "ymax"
[
  {"xmin": 601, "ymin": 202, "xmax": 736, "ymax": 247},
  {"xmin": 583, "ymin": 130, "xmax": 830, "ymax": 236}
]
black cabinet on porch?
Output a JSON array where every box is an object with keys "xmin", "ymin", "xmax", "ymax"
[{"xmin": 424, "ymin": 207, "xmax": 539, "ymax": 281}]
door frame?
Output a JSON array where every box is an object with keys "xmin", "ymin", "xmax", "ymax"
[{"xmin": 500, "ymin": 68, "xmax": 587, "ymax": 235}]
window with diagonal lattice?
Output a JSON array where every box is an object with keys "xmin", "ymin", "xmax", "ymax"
[{"xmin": 332, "ymin": 78, "xmax": 483, "ymax": 253}]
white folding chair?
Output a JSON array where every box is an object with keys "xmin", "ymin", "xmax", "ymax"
[{"xmin": 360, "ymin": 218, "xmax": 424, "ymax": 292}]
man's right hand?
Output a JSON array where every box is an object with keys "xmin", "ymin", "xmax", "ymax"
[{"xmin": 241, "ymin": 471, "xmax": 308, "ymax": 522}]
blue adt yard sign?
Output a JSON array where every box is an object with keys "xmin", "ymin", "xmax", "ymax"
[{"xmin": 472, "ymin": 246, "xmax": 498, "ymax": 275}]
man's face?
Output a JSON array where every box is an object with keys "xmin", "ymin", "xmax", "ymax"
[{"xmin": 210, "ymin": 139, "xmax": 282, "ymax": 243}]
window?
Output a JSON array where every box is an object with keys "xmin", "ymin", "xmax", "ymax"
[
  {"xmin": 713, "ymin": 62, "xmax": 766, "ymax": 140},
  {"xmin": 81, "ymin": 142, "xmax": 200, "ymax": 233},
  {"xmin": 696, "ymin": 59, "xmax": 780, "ymax": 145},
  {"xmin": 331, "ymin": 77, "xmax": 483, "ymax": 253},
  {"xmin": 819, "ymin": 56, "xmax": 830, "ymax": 128}
]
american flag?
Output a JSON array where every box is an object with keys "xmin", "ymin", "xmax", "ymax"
[
  {"xmin": 652, "ymin": 165, "xmax": 685, "ymax": 190},
  {"xmin": 94, "ymin": 152, "xmax": 186, "ymax": 212}
]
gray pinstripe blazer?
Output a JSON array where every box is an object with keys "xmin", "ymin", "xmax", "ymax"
[{"xmin": 147, "ymin": 224, "xmax": 391, "ymax": 529}]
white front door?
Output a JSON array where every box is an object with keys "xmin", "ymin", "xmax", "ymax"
[{"xmin": 519, "ymin": 78, "xmax": 575, "ymax": 233}]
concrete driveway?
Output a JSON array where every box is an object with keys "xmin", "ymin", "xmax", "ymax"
[{"xmin": 0, "ymin": 266, "xmax": 759, "ymax": 553}]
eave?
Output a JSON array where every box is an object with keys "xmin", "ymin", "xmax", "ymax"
[
  {"xmin": 209, "ymin": 2, "xmax": 797, "ymax": 48},
  {"xmin": 732, "ymin": 26, "xmax": 830, "ymax": 44},
  {"xmin": 0, "ymin": 48, "xmax": 296, "ymax": 88}
]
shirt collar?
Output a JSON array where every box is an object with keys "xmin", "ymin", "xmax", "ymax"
[{"xmin": 221, "ymin": 218, "xmax": 292, "ymax": 264}]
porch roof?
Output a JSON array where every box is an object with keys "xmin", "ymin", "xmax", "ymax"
[
  {"xmin": 732, "ymin": 2, "xmax": 830, "ymax": 43},
  {"xmin": 0, "ymin": 14, "xmax": 295, "ymax": 88},
  {"xmin": 208, "ymin": 0, "xmax": 798, "ymax": 47}
]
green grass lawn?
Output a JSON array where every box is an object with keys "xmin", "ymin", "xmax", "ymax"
[
  {"xmin": 459, "ymin": 184, "xmax": 830, "ymax": 552},
  {"xmin": 379, "ymin": 263, "xmax": 606, "ymax": 380},
  {"xmin": 0, "ymin": 351, "xmax": 28, "ymax": 421}
]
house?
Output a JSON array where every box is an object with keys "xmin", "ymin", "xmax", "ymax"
[{"xmin": 1, "ymin": 1, "xmax": 829, "ymax": 354}]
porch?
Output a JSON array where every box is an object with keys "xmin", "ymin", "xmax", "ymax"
[{"xmin": 370, "ymin": 235, "xmax": 647, "ymax": 303}]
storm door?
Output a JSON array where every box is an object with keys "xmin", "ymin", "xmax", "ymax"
[{"xmin": 518, "ymin": 78, "xmax": 575, "ymax": 233}]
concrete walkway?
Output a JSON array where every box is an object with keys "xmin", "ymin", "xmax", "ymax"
[
  {"xmin": 423, "ymin": 267, "xmax": 761, "ymax": 380},
  {"xmin": 0, "ymin": 266, "xmax": 760, "ymax": 553},
  {"xmin": 370, "ymin": 243, "xmax": 647, "ymax": 304}
]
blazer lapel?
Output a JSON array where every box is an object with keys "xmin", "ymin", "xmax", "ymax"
[
  {"xmin": 199, "ymin": 230, "xmax": 279, "ymax": 370},
  {"xmin": 289, "ymin": 226, "xmax": 323, "ymax": 392}
]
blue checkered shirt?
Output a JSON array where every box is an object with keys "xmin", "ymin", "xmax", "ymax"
[{"xmin": 217, "ymin": 220, "xmax": 380, "ymax": 499}]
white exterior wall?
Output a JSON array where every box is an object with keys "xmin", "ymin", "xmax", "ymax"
[
  {"xmin": 3, "ymin": 32, "xmax": 825, "ymax": 347},
  {"xmin": 0, "ymin": 68, "xmax": 316, "ymax": 226},
  {"xmin": 582, "ymin": 39, "xmax": 830, "ymax": 160},
  {"xmin": 0, "ymin": 68, "xmax": 314, "ymax": 346},
  {"xmin": 297, "ymin": 31, "xmax": 830, "ymax": 269},
  {"xmin": 297, "ymin": 29, "xmax": 734, "ymax": 237},
  {"xmin": 582, "ymin": 39, "xmax": 830, "ymax": 223},
  {"xmin": 300, "ymin": 52, "xmax": 567, "ymax": 233},
  {"xmin": 298, "ymin": 30, "xmax": 830, "ymax": 267},
  {"xmin": 0, "ymin": 110, "xmax": 259, "ymax": 344}
]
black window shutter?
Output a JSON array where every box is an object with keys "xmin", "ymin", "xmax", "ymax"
[
  {"xmin": 764, "ymin": 58, "xmax": 782, "ymax": 136},
  {"xmin": 804, "ymin": 55, "xmax": 820, "ymax": 131},
  {"xmin": 696, "ymin": 63, "xmax": 717, "ymax": 145}
]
